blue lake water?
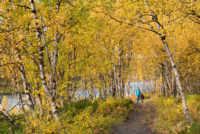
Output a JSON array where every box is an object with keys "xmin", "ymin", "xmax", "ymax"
[
  {"xmin": 0, "ymin": 94, "xmax": 26, "ymax": 110},
  {"xmin": 0, "ymin": 81, "xmax": 153, "ymax": 110}
]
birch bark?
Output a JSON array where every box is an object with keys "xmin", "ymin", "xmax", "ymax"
[
  {"xmin": 118, "ymin": 49, "xmax": 122, "ymax": 98},
  {"xmin": 161, "ymin": 38, "xmax": 192, "ymax": 122},
  {"xmin": 29, "ymin": 0, "xmax": 60, "ymax": 120},
  {"xmin": 150, "ymin": 8, "xmax": 192, "ymax": 121},
  {"xmin": 113, "ymin": 53, "xmax": 118, "ymax": 98},
  {"xmin": 0, "ymin": 105, "xmax": 19, "ymax": 128}
]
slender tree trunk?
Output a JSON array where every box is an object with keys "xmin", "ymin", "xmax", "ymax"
[
  {"xmin": 127, "ymin": 73, "xmax": 131, "ymax": 99},
  {"xmin": 89, "ymin": 75, "xmax": 93, "ymax": 100},
  {"xmin": 0, "ymin": 105, "xmax": 19, "ymax": 128},
  {"xmin": 36, "ymin": 83, "xmax": 43, "ymax": 115},
  {"xmin": 186, "ymin": 78, "xmax": 191, "ymax": 94},
  {"xmin": 111, "ymin": 69, "xmax": 116, "ymax": 97},
  {"xmin": 29, "ymin": 0, "xmax": 60, "ymax": 120},
  {"xmin": 113, "ymin": 53, "xmax": 118, "ymax": 98},
  {"xmin": 14, "ymin": 50, "xmax": 35, "ymax": 110},
  {"xmin": 133, "ymin": 70, "xmax": 136, "ymax": 95},
  {"xmin": 122, "ymin": 79, "xmax": 125, "ymax": 99},
  {"xmin": 196, "ymin": 73, "xmax": 200, "ymax": 93},
  {"xmin": 151, "ymin": 73, "xmax": 156, "ymax": 94},
  {"xmin": 98, "ymin": 74, "xmax": 102, "ymax": 99},
  {"xmin": 84, "ymin": 77, "xmax": 87, "ymax": 100},
  {"xmin": 161, "ymin": 64, "xmax": 165, "ymax": 96},
  {"xmin": 13, "ymin": 75, "xmax": 26, "ymax": 115},
  {"xmin": 51, "ymin": 33, "xmax": 58, "ymax": 97},
  {"xmin": 172, "ymin": 72, "xmax": 176, "ymax": 96},
  {"xmin": 161, "ymin": 38, "xmax": 192, "ymax": 122},
  {"xmin": 104, "ymin": 78, "xmax": 107, "ymax": 100},
  {"xmin": 118, "ymin": 49, "xmax": 122, "ymax": 98},
  {"xmin": 165, "ymin": 58, "xmax": 172, "ymax": 97},
  {"xmin": 38, "ymin": 0, "xmax": 51, "ymax": 67},
  {"xmin": 67, "ymin": 77, "xmax": 71, "ymax": 104},
  {"xmin": 188, "ymin": 76, "xmax": 196, "ymax": 94}
]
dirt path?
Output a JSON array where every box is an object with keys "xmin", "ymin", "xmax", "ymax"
[{"xmin": 112, "ymin": 100, "xmax": 157, "ymax": 134}]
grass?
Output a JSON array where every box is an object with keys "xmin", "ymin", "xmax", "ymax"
[
  {"xmin": 0, "ymin": 114, "xmax": 25, "ymax": 134},
  {"xmin": 59, "ymin": 98, "xmax": 135, "ymax": 134},
  {"xmin": 143, "ymin": 93, "xmax": 153, "ymax": 99},
  {"xmin": 0, "ymin": 98, "xmax": 135, "ymax": 134},
  {"xmin": 153, "ymin": 94, "xmax": 200, "ymax": 134}
]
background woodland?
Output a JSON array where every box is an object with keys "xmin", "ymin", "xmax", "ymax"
[{"xmin": 0, "ymin": 0, "xmax": 200, "ymax": 133}]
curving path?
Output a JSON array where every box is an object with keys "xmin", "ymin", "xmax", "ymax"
[{"xmin": 112, "ymin": 100, "xmax": 157, "ymax": 134}]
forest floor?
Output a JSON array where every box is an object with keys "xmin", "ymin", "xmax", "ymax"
[{"xmin": 111, "ymin": 99, "xmax": 158, "ymax": 134}]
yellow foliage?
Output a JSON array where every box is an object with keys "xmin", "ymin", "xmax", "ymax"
[
  {"xmin": 2, "ymin": 95, "xmax": 9, "ymax": 111},
  {"xmin": 163, "ymin": 98, "xmax": 175, "ymax": 107},
  {"xmin": 154, "ymin": 95, "xmax": 200, "ymax": 133},
  {"xmin": 21, "ymin": 98, "xmax": 134, "ymax": 134}
]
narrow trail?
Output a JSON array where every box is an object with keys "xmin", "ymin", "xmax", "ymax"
[{"xmin": 112, "ymin": 99, "xmax": 157, "ymax": 134}]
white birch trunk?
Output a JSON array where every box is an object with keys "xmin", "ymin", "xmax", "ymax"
[
  {"xmin": 161, "ymin": 38, "xmax": 192, "ymax": 122},
  {"xmin": 152, "ymin": 10, "xmax": 189, "ymax": 119},
  {"xmin": 36, "ymin": 83, "xmax": 43, "ymax": 115},
  {"xmin": 52, "ymin": 33, "xmax": 58, "ymax": 97},
  {"xmin": 186, "ymin": 78, "xmax": 191, "ymax": 94},
  {"xmin": 118, "ymin": 48, "xmax": 122, "ymax": 98},
  {"xmin": 161, "ymin": 64, "xmax": 165, "ymax": 96},
  {"xmin": 0, "ymin": 105, "xmax": 19, "ymax": 128},
  {"xmin": 110, "ymin": 70, "xmax": 115, "ymax": 97},
  {"xmin": 89, "ymin": 75, "xmax": 93, "ymax": 100},
  {"xmin": 15, "ymin": 51, "xmax": 35, "ymax": 110},
  {"xmin": 98, "ymin": 75, "xmax": 102, "ymax": 99},
  {"xmin": 172, "ymin": 72, "xmax": 176, "ymax": 96},
  {"xmin": 113, "ymin": 53, "xmax": 118, "ymax": 98},
  {"xmin": 29, "ymin": 0, "xmax": 60, "ymax": 120},
  {"xmin": 104, "ymin": 78, "xmax": 107, "ymax": 100},
  {"xmin": 196, "ymin": 73, "xmax": 200, "ymax": 93},
  {"xmin": 165, "ymin": 58, "xmax": 172, "ymax": 96}
]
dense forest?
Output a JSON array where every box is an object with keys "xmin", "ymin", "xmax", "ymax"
[{"xmin": 0, "ymin": 0, "xmax": 200, "ymax": 133}]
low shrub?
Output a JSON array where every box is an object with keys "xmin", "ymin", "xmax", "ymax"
[
  {"xmin": 143, "ymin": 93, "xmax": 152, "ymax": 99},
  {"xmin": 0, "ymin": 114, "xmax": 24, "ymax": 134},
  {"xmin": 62, "ymin": 98, "xmax": 135, "ymax": 133},
  {"xmin": 154, "ymin": 95, "xmax": 200, "ymax": 133},
  {"xmin": 0, "ymin": 98, "xmax": 135, "ymax": 134}
]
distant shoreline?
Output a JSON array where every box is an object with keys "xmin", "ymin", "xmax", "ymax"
[{"xmin": 0, "ymin": 92, "xmax": 25, "ymax": 96}]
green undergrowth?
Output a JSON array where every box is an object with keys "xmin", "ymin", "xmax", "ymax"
[
  {"xmin": 60, "ymin": 98, "xmax": 134, "ymax": 133},
  {"xmin": 0, "ymin": 114, "xmax": 25, "ymax": 134},
  {"xmin": 143, "ymin": 93, "xmax": 153, "ymax": 99},
  {"xmin": 154, "ymin": 94, "xmax": 200, "ymax": 134},
  {"xmin": 0, "ymin": 98, "xmax": 135, "ymax": 134}
]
